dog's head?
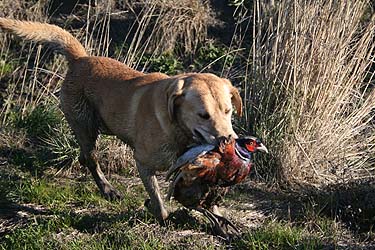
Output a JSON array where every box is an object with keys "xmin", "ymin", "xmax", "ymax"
[{"xmin": 167, "ymin": 73, "xmax": 242, "ymax": 144}]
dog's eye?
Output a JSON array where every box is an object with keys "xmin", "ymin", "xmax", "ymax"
[
  {"xmin": 198, "ymin": 113, "xmax": 210, "ymax": 120},
  {"xmin": 225, "ymin": 108, "xmax": 231, "ymax": 114}
]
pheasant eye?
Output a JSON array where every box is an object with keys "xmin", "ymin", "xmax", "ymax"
[
  {"xmin": 245, "ymin": 141, "xmax": 255, "ymax": 152},
  {"xmin": 198, "ymin": 113, "xmax": 210, "ymax": 120}
]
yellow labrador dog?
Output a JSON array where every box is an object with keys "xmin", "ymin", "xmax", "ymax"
[{"xmin": 0, "ymin": 18, "xmax": 242, "ymax": 222}]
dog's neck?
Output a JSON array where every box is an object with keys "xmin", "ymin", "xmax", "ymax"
[
  {"xmin": 150, "ymin": 127, "xmax": 191, "ymax": 170},
  {"xmin": 170, "ymin": 123, "xmax": 193, "ymax": 156}
]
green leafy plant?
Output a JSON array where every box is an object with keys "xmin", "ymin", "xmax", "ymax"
[
  {"xmin": 146, "ymin": 53, "xmax": 183, "ymax": 75},
  {"xmin": 194, "ymin": 42, "xmax": 235, "ymax": 72}
]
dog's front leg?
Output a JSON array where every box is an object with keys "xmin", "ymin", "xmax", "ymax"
[{"xmin": 136, "ymin": 162, "xmax": 169, "ymax": 222}]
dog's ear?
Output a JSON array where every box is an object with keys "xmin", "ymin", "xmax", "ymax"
[
  {"xmin": 167, "ymin": 78, "xmax": 185, "ymax": 121},
  {"xmin": 231, "ymin": 87, "xmax": 243, "ymax": 117}
]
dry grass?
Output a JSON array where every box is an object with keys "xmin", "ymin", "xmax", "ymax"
[
  {"xmin": 245, "ymin": 0, "xmax": 375, "ymax": 185},
  {"xmin": 145, "ymin": 0, "xmax": 211, "ymax": 53},
  {"xmin": 115, "ymin": 0, "xmax": 212, "ymax": 69},
  {"xmin": 0, "ymin": 0, "xmax": 49, "ymax": 21},
  {"xmin": 125, "ymin": 0, "xmax": 211, "ymax": 53},
  {"xmin": 96, "ymin": 136, "xmax": 137, "ymax": 177}
]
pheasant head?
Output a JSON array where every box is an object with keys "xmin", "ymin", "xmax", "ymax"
[{"xmin": 234, "ymin": 136, "xmax": 268, "ymax": 161}]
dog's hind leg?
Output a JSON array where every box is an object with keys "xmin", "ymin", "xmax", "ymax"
[
  {"xmin": 62, "ymin": 97, "xmax": 123, "ymax": 200},
  {"xmin": 78, "ymin": 141, "xmax": 124, "ymax": 201}
]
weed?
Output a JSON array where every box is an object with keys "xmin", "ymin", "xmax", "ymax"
[
  {"xmin": 3, "ymin": 104, "xmax": 80, "ymax": 171},
  {"xmin": 42, "ymin": 123, "xmax": 79, "ymax": 171}
]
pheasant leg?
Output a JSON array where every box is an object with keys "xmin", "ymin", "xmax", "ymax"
[{"xmin": 195, "ymin": 207, "xmax": 239, "ymax": 238}]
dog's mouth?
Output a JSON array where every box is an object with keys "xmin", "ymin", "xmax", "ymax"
[
  {"xmin": 193, "ymin": 129, "xmax": 205, "ymax": 143},
  {"xmin": 193, "ymin": 128, "xmax": 216, "ymax": 144}
]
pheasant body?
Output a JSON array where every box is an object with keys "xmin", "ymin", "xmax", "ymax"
[{"xmin": 167, "ymin": 136, "xmax": 267, "ymax": 209}]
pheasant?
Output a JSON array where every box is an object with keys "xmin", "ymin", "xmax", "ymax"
[{"xmin": 166, "ymin": 136, "xmax": 268, "ymax": 237}]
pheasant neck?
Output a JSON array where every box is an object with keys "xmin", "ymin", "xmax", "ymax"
[{"xmin": 234, "ymin": 143, "xmax": 251, "ymax": 161}]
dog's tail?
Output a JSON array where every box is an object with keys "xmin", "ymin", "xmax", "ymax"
[{"xmin": 0, "ymin": 18, "xmax": 87, "ymax": 62}]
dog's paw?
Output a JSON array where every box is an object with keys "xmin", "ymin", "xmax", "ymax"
[
  {"xmin": 144, "ymin": 198, "xmax": 151, "ymax": 209},
  {"xmin": 102, "ymin": 187, "xmax": 124, "ymax": 201},
  {"xmin": 144, "ymin": 198, "xmax": 169, "ymax": 223}
]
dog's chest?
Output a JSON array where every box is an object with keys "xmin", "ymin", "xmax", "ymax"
[{"xmin": 151, "ymin": 143, "xmax": 179, "ymax": 171}]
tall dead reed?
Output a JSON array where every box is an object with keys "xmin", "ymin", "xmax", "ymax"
[{"xmin": 245, "ymin": 0, "xmax": 375, "ymax": 185}]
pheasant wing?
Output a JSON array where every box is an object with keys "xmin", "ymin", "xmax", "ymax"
[{"xmin": 166, "ymin": 144, "xmax": 216, "ymax": 180}]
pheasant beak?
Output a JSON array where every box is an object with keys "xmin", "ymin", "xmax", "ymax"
[{"xmin": 257, "ymin": 143, "xmax": 269, "ymax": 154}]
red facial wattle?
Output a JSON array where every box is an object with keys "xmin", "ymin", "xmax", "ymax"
[{"xmin": 245, "ymin": 142, "xmax": 256, "ymax": 152}]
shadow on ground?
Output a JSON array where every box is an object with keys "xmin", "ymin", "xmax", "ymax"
[
  {"xmin": 230, "ymin": 178, "xmax": 375, "ymax": 242},
  {"xmin": 0, "ymin": 174, "xmax": 210, "ymax": 239}
]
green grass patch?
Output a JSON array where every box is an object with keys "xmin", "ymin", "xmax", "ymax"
[
  {"xmin": 0, "ymin": 172, "xmax": 160, "ymax": 250},
  {"xmin": 0, "ymin": 168, "xmax": 153, "ymax": 249},
  {"xmin": 4, "ymin": 174, "xmax": 144, "ymax": 211},
  {"xmin": 0, "ymin": 59, "xmax": 16, "ymax": 77},
  {"xmin": 4, "ymin": 103, "xmax": 79, "ymax": 171},
  {"xmin": 8, "ymin": 105, "xmax": 62, "ymax": 139},
  {"xmin": 0, "ymin": 220, "xmax": 167, "ymax": 250},
  {"xmin": 235, "ymin": 221, "xmax": 323, "ymax": 250},
  {"xmin": 1, "ymin": 223, "xmax": 61, "ymax": 250},
  {"xmin": 65, "ymin": 226, "xmax": 166, "ymax": 250}
]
